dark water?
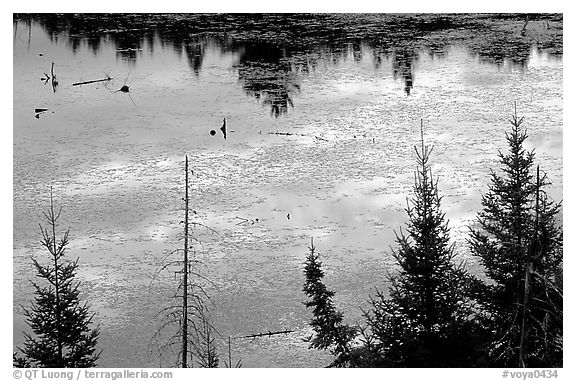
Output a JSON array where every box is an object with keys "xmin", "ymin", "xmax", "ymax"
[{"xmin": 13, "ymin": 14, "xmax": 562, "ymax": 367}]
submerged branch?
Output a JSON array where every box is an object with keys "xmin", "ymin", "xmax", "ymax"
[
  {"xmin": 236, "ymin": 329, "xmax": 294, "ymax": 339},
  {"xmin": 265, "ymin": 131, "xmax": 329, "ymax": 142},
  {"xmin": 73, "ymin": 76, "xmax": 113, "ymax": 86}
]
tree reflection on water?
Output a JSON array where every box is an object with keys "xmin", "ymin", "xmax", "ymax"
[
  {"xmin": 392, "ymin": 50, "xmax": 416, "ymax": 96},
  {"xmin": 232, "ymin": 41, "xmax": 300, "ymax": 117},
  {"xmin": 15, "ymin": 13, "xmax": 562, "ymax": 116}
]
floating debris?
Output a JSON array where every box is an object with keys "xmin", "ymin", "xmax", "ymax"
[
  {"xmin": 73, "ymin": 76, "xmax": 113, "ymax": 86},
  {"xmin": 267, "ymin": 131, "xmax": 328, "ymax": 142},
  {"xmin": 236, "ymin": 329, "xmax": 294, "ymax": 339},
  {"xmin": 39, "ymin": 62, "xmax": 58, "ymax": 92},
  {"xmin": 34, "ymin": 108, "xmax": 50, "ymax": 119},
  {"xmin": 34, "ymin": 109, "xmax": 53, "ymax": 119},
  {"xmin": 209, "ymin": 130, "xmax": 216, "ymax": 136},
  {"xmin": 103, "ymin": 69, "xmax": 137, "ymax": 106},
  {"xmin": 220, "ymin": 118, "xmax": 227, "ymax": 140},
  {"xmin": 235, "ymin": 216, "xmax": 259, "ymax": 226},
  {"xmin": 116, "ymin": 48, "xmax": 143, "ymax": 52},
  {"xmin": 49, "ymin": 62, "xmax": 58, "ymax": 92}
]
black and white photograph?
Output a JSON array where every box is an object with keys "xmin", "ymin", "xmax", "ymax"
[{"xmin": 10, "ymin": 9, "xmax": 564, "ymax": 375}]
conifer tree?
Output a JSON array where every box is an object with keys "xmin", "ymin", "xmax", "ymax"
[
  {"xmin": 365, "ymin": 121, "xmax": 482, "ymax": 367},
  {"xmin": 469, "ymin": 106, "xmax": 562, "ymax": 367},
  {"xmin": 17, "ymin": 189, "xmax": 101, "ymax": 367},
  {"xmin": 191, "ymin": 306, "xmax": 220, "ymax": 368},
  {"xmin": 13, "ymin": 353, "xmax": 31, "ymax": 368},
  {"xmin": 303, "ymin": 238, "xmax": 357, "ymax": 367}
]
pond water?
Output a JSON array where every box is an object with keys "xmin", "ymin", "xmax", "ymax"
[{"xmin": 13, "ymin": 15, "xmax": 562, "ymax": 368}]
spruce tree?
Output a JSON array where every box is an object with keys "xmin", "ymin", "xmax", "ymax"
[
  {"xmin": 13, "ymin": 353, "xmax": 31, "ymax": 368},
  {"xmin": 469, "ymin": 106, "xmax": 562, "ymax": 367},
  {"xmin": 17, "ymin": 190, "xmax": 101, "ymax": 367},
  {"xmin": 192, "ymin": 311, "xmax": 220, "ymax": 368},
  {"xmin": 303, "ymin": 238, "xmax": 357, "ymax": 367},
  {"xmin": 365, "ymin": 121, "xmax": 482, "ymax": 367},
  {"xmin": 520, "ymin": 167, "xmax": 563, "ymax": 366}
]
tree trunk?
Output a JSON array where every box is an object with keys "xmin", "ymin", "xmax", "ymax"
[{"xmin": 182, "ymin": 156, "xmax": 189, "ymax": 368}]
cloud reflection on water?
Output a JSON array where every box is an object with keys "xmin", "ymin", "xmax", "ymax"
[{"xmin": 12, "ymin": 14, "xmax": 562, "ymax": 367}]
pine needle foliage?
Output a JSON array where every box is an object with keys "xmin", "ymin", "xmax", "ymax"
[
  {"xmin": 192, "ymin": 310, "xmax": 220, "ymax": 368},
  {"xmin": 17, "ymin": 190, "xmax": 100, "ymax": 368},
  {"xmin": 365, "ymin": 121, "xmax": 483, "ymax": 367},
  {"xmin": 469, "ymin": 105, "xmax": 562, "ymax": 367},
  {"xmin": 303, "ymin": 238, "xmax": 357, "ymax": 367}
]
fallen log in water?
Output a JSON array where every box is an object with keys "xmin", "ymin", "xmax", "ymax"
[
  {"xmin": 73, "ymin": 76, "xmax": 113, "ymax": 86},
  {"xmin": 266, "ymin": 131, "xmax": 328, "ymax": 142},
  {"xmin": 237, "ymin": 329, "xmax": 294, "ymax": 339}
]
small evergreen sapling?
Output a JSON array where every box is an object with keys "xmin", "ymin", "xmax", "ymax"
[
  {"xmin": 303, "ymin": 238, "xmax": 357, "ymax": 367},
  {"xmin": 16, "ymin": 190, "xmax": 100, "ymax": 367}
]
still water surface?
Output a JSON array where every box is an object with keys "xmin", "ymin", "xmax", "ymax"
[{"xmin": 13, "ymin": 17, "xmax": 562, "ymax": 367}]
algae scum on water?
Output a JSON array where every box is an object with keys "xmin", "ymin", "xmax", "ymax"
[{"xmin": 13, "ymin": 14, "xmax": 562, "ymax": 367}]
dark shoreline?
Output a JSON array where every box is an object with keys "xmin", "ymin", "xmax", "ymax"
[{"xmin": 14, "ymin": 13, "xmax": 563, "ymax": 61}]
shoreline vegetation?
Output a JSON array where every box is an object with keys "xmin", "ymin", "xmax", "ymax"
[
  {"xmin": 13, "ymin": 13, "xmax": 563, "ymax": 58},
  {"xmin": 14, "ymin": 108, "xmax": 563, "ymax": 368},
  {"xmin": 302, "ymin": 109, "xmax": 562, "ymax": 368},
  {"xmin": 13, "ymin": 13, "xmax": 562, "ymax": 114}
]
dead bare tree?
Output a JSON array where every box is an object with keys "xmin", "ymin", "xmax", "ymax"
[{"xmin": 149, "ymin": 155, "xmax": 222, "ymax": 367}]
